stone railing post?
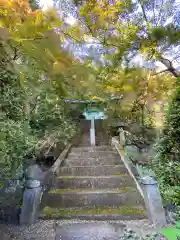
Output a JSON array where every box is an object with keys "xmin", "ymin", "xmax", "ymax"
[
  {"xmin": 90, "ymin": 118, "xmax": 96, "ymax": 146},
  {"xmin": 140, "ymin": 176, "xmax": 167, "ymax": 227},
  {"xmin": 20, "ymin": 164, "xmax": 44, "ymax": 225}
]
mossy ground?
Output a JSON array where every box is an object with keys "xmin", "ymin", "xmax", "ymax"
[
  {"xmin": 41, "ymin": 206, "xmax": 146, "ymax": 218},
  {"xmin": 48, "ymin": 187, "xmax": 135, "ymax": 194}
]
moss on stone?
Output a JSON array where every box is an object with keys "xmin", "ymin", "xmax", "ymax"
[
  {"xmin": 41, "ymin": 206, "xmax": 146, "ymax": 218},
  {"xmin": 111, "ymin": 173, "xmax": 127, "ymax": 176},
  {"xmin": 57, "ymin": 173, "xmax": 128, "ymax": 179},
  {"xmin": 57, "ymin": 175, "xmax": 75, "ymax": 179},
  {"xmin": 0, "ymin": 181, "xmax": 4, "ymax": 189},
  {"xmin": 48, "ymin": 187, "xmax": 136, "ymax": 194}
]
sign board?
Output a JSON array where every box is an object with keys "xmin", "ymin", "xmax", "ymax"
[{"xmin": 83, "ymin": 107, "xmax": 107, "ymax": 120}]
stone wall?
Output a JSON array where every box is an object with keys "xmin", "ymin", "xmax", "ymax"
[
  {"xmin": 0, "ymin": 178, "xmax": 24, "ymax": 224},
  {"xmin": 0, "ymin": 150, "xmax": 62, "ymax": 224}
]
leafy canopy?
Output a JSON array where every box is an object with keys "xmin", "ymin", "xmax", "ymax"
[{"xmin": 70, "ymin": 0, "xmax": 180, "ymax": 77}]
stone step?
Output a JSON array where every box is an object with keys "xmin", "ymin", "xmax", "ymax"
[
  {"xmin": 68, "ymin": 151, "xmax": 118, "ymax": 158},
  {"xmin": 58, "ymin": 165, "xmax": 127, "ymax": 176},
  {"xmin": 71, "ymin": 146, "xmax": 113, "ymax": 152},
  {"xmin": 78, "ymin": 142, "xmax": 109, "ymax": 147},
  {"xmin": 64, "ymin": 157, "xmax": 120, "ymax": 166},
  {"xmin": 97, "ymin": 142, "xmax": 110, "ymax": 145},
  {"xmin": 46, "ymin": 188, "xmax": 144, "ymax": 208},
  {"xmin": 79, "ymin": 138, "xmax": 109, "ymax": 142},
  {"xmin": 40, "ymin": 206, "xmax": 147, "ymax": 220},
  {"xmin": 54, "ymin": 175, "xmax": 135, "ymax": 189}
]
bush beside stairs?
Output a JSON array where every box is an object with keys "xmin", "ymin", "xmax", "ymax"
[{"xmin": 40, "ymin": 144, "xmax": 147, "ymax": 220}]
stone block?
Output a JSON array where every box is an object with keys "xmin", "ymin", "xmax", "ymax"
[
  {"xmin": 71, "ymin": 146, "xmax": 113, "ymax": 152},
  {"xmin": 124, "ymin": 145, "xmax": 140, "ymax": 161},
  {"xmin": 20, "ymin": 186, "xmax": 43, "ymax": 225},
  {"xmin": 68, "ymin": 151, "xmax": 118, "ymax": 158},
  {"xmin": 140, "ymin": 176, "xmax": 167, "ymax": 227},
  {"xmin": 58, "ymin": 165, "xmax": 127, "ymax": 176},
  {"xmin": 55, "ymin": 175, "xmax": 135, "ymax": 189},
  {"xmin": 64, "ymin": 157, "xmax": 120, "ymax": 166},
  {"xmin": 0, "ymin": 179, "xmax": 24, "ymax": 207},
  {"xmin": 46, "ymin": 189, "xmax": 144, "ymax": 208}
]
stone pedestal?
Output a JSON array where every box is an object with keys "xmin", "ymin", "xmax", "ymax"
[
  {"xmin": 20, "ymin": 164, "xmax": 45, "ymax": 225},
  {"xmin": 20, "ymin": 185, "xmax": 43, "ymax": 225},
  {"xmin": 140, "ymin": 176, "xmax": 167, "ymax": 227}
]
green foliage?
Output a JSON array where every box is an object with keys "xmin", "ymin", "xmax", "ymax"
[
  {"xmin": 0, "ymin": 69, "xmax": 77, "ymax": 178},
  {"xmin": 30, "ymin": 91, "xmax": 77, "ymax": 146},
  {"xmin": 96, "ymin": 67, "xmax": 174, "ymax": 128},
  {"xmin": 0, "ymin": 70, "xmax": 36, "ymax": 177},
  {"xmin": 152, "ymin": 84, "xmax": 180, "ymax": 205},
  {"xmin": 0, "ymin": 117, "xmax": 37, "ymax": 178},
  {"xmin": 0, "ymin": 1, "xmax": 84, "ymax": 178},
  {"xmin": 119, "ymin": 228, "xmax": 160, "ymax": 240},
  {"xmin": 119, "ymin": 224, "xmax": 180, "ymax": 239},
  {"xmin": 75, "ymin": 0, "xmax": 179, "ymax": 77},
  {"xmin": 0, "ymin": 71, "xmax": 27, "ymax": 120},
  {"xmin": 0, "ymin": 0, "xmax": 179, "ymax": 203},
  {"xmin": 29, "ymin": 0, "xmax": 39, "ymax": 10},
  {"xmin": 0, "ymin": 92, "xmax": 77, "ymax": 178},
  {"xmin": 159, "ymin": 221, "xmax": 180, "ymax": 240}
]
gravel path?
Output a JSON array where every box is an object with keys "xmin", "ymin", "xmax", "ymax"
[
  {"xmin": 0, "ymin": 220, "xmax": 55, "ymax": 240},
  {"xmin": 0, "ymin": 219, "xmax": 156, "ymax": 240}
]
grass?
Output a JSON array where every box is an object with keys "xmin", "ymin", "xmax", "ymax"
[
  {"xmin": 41, "ymin": 206, "xmax": 146, "ymax": 217},
  {"xmin": 48, "ymin": 187, "xmax": 136, "ymax": 194}
]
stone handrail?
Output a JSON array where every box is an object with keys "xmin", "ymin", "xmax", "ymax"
[
  {"xmin": 112, "ymin": 139, "xmax": 144, "ymax": 198},
  {"xmin": 19, "ymin": 140, "xmax": 74, "ymax": 225},
  {"xmin": 111, "ymin": 137, "xmax": 167, "ymax": 227},
  {"xmin": 50, "ymin": 144, "xmax": 71, "ymax": 174},
  {"xmin": 1, "ymin": 128, "xmax": 82, "ymax": 225}
]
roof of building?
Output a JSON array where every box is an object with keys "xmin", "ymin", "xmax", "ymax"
[{"xmin": 64, "ymin": 96, "xmax": 123, "ymax": 104}]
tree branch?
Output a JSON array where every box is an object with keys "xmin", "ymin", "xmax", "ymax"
[
  {"xmin": 84, "ymin": 21, "xmax": 121, "ymax": 48},
  {"xmin": 153, "ymin": 69, "xmax": 169, "ymax": 76},
  {"xmin": 30, "ymin": 96, "xmax": 39, "ymax": 113},
  {"xmin": 137, "ymin": 0, "xmax": 149, "ymax": 25},
  {"xmin": 158, "ymin": 56, "xmax": 180, "ymax": 78},
  {"xmin": 12, "ymin": 47, "xmax": 18, "ymax": 60}
]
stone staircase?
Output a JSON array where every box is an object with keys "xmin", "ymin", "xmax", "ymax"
[
  {"xmin": 78, "ymin": 120, "xmax": 110, "ymax": 146},
  {"xmin": 41, "ymin": 145, "xmax": 147, "ymax": 220}
]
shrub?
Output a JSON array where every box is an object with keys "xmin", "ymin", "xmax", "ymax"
[
  {"xmin": 152, "ymin": 84, "xmax": 180, "ymax": 205},
  {"xmin": 0, "ymin": 117, "xmax": 38, "ymax": 178},
  {"xmin": 0, "ymin": 71, "xmax": 78, "ymax": 178},
  {"xmin": 29, "ymin": 93, "xmax": 78, "ymax": 148}
]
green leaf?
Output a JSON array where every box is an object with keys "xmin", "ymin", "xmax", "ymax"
[{"xmin": 159, "ymin": 225, "xmax": 180, "ymax": 240}]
